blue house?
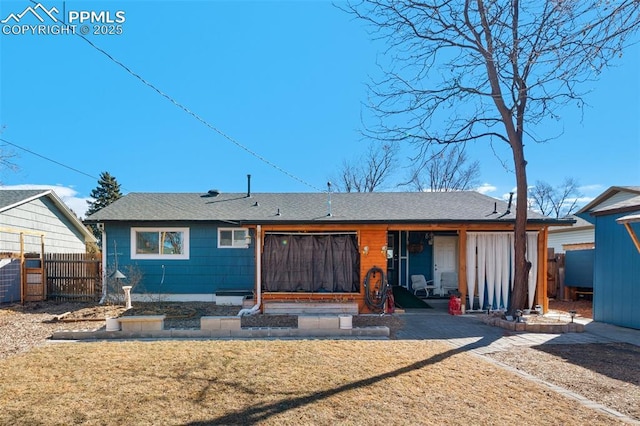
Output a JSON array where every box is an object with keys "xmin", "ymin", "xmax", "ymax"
[
  {"xmin": 85, "ymin": 190, "xmax": 567, "ymax": 313},
  {"xmin": 577, "ymin": 186, "xmax": 640, "ymax": 329}
]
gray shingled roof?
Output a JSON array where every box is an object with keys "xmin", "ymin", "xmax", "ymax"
[
  {"xmin": 548, "ymin": 215, "xmax": 590, "ymax": 232},
  {"xmin": 0, "ymin": 189, "xmax": 48, "ymax": 211},
  {"xmin": 85, "ymin": 191, "xmax": 564, "ymax": 225},
  {"xmin": 577, "ymin": 186, "xmax": 640, "ymax": 215}
]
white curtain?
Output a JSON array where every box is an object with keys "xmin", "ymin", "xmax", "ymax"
[
  {"xmin": 498, "ymin": 234, "xmax": 510, "ymax": 309},
  {"xmin": 467, "ymin": 232, "xmax": 538, "ymax": 310},
  {"xmin": 526, "ymin": 232, "xmax": 539, "ymax": 309},
  {"xmin": 476, "ymin": 233, "xmax": 486, "ymax": 310},
  {"xmin": 485, "ymin": 234, "xmax": 496, "ymax": 308},
  {"xmin": 494, "ymin": 235, "xmax": 503, "ymax": 308},
  {"xmin": 465, "ymin": 233, "xmax": 477, "ymax": 310}
]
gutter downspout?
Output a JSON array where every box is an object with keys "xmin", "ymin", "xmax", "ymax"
[
  {"xmin": 99, "ymin": 224, "xmax": 108, "ymax": 304},
  {"xmin": 238, "ymin": 224, "xmax": 262, "ymax": 316}
]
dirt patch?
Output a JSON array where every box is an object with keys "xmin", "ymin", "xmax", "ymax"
[
  {"xmin": 476, "ymin": 299, "xmax": 592, "ymax": 327},
  {"xmin": 50, "ymin": 301, "xmax": 403, "ymax": 333},
  {"xmin": 548, "ymin": 298, "xmax": 593, "ymax": 319},
  {"xmin": 0, "ymin": 301, "xmax": 404, "ymax": 361}
]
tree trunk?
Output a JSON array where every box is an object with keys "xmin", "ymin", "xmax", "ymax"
[{"xmin": 508, "ymin": 140, "xmax": 529, "ymax": 314}]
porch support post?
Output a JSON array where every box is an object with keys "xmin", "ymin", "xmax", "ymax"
[
  {"xmin": 255, "ymin": 225, "xmax": 262, "ymax": 310},
  {"xmin": 458, "ymin": 229, "xmax": 467, "ymax": 308},
  {"xmin": 537, "ymin": 229, "xmax": 548, "ymax": 313}
]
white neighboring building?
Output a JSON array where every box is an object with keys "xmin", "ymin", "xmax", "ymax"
[
  {"xmin": 0, "ymin": 189, "xmax": 96, "ymax": 253},
  {"xmin": 547, "ymin": 215, "xmax": 595, "ymax": 253}
]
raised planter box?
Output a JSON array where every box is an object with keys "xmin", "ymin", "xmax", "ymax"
[
  {"xmin": 118, "ymin": 315, "xmax": 166, "ymax": 332},
  {"xmin": 263, "ymin": 302, "xmax": 358, "ymax": 315},
  {"xmin": 201, "ymin": 316, "xmax": 241, "ymax": 331},
  {"xmin": 297, "ymin": 315, "xmax": 340, "ymax": 330},
  {"xmin": 480, "ymin": 315, "xmax": 584, "ymax": 333}
]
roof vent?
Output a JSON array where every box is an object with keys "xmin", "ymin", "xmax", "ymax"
[
  {"xmin": 505, "ymin": 192, "xmax": 514, "ymax": 214},
  {"xmin": 327, "ymin": 181, "xmax": 332, "ymax": 217},
  {"xmin": 207, "ymin": 189, "xmax": 220, "ymax": 197},
  {"xmin": 497, "ymin": 192, "xmax": 514, "ymax": 219}
]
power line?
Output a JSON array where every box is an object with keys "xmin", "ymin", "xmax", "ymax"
[
  {"xmin": 69, "ymin": 18, "xmax": 322, "ymax": 191},
  {"xmin": 0, "ymin": 137, "xmax": 205, "ymax": 218},
  {"xmin": 1, "ymin": 137, "xmax": 100, "ymax": 181},
  {"xmin": 9, "ymin": 0, "xmax": 322, "ymax": 192},
  {"xmin": 0, "ymin": 137, "xmax": 138, "ymax": 195}
]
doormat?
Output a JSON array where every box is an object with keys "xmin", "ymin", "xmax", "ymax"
[{"xmin": 392, "ymin": 286, "xmax": 432, "ymax": 309}]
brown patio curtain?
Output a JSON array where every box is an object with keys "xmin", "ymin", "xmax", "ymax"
[{"xmin": 262, "ymin": 234, "xmax": 360, "ymax": 292}]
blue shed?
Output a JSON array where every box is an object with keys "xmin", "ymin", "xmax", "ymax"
[{"xmin": 577, "ymin": 186, "xmax": 640, "ymax": 329}]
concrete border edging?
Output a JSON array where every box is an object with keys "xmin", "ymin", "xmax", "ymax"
[{"xmin": 50, "ymin": 326, "xmax": 390, "ymax": 340}]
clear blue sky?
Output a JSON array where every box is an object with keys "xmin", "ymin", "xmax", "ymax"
[{"xmin": 1, "ymin": 0, "xmax": 639, "ymax": 217}]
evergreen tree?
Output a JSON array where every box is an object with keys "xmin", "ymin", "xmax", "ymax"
[{"xmin": 86, "ymin": 172, "xmax": 122, "ymax": 241}]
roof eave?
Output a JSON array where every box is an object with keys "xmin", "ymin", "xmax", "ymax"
[
  {"xmin": 87, "ymin": 218, "xmax": 567, "ymax": 226},
  {"xmin": 0, "ymin": 190, "xmax": 51, "ymax": 213},
  {"xmin": 2, "ymin": 190, "xmax": 96, "ymax": 243},
  {"xmin": 577, "ymin": 186, "xmax": 640, "ymax": 215},
  {"xmin": 45, "ymin": 191, "xmax": 97, "ymax": 243}
]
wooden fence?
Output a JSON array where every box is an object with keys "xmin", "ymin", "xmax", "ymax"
[
  {"xmin": 547, "ymin": 250, "xmax": 570, "ymax": 300},
  {"xmin": 45, "ymin": 253, "xmax": 102, "ymax": 301}
]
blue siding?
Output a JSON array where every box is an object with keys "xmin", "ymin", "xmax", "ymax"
[
  {"xmin": 408, "ymin": 248, "xmax": 433, "ymax": 280},
  {"xmin": 593, "ymin": 214, "xmax": 640, "ymax": 329},
  {"xmin": 565, "ymin": 249, "xmax": 594, "ymax": 288},
  {"xmin": 0, "ymin": 259, "xmax": 21, "ymax": 303},
  {"xmin": 408, "ymin": 232, "xmax": 434, "ymax": 283},
  {"xmin": 104, "ymin": 222, "xmax": 255, "ymax": 295}
]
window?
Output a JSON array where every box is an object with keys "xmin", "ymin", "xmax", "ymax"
[
  {"xmin": 218, "ymin": 228, "xmax": 249, "ymax": 248},
  {"xmin": 131, "ymin": 227, "xmax": 189, "ymax": 259}
]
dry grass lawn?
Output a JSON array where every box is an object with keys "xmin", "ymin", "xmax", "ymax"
[{"xmin": 0, "ymin": 340, "xmax": 624, "ymax": 425}]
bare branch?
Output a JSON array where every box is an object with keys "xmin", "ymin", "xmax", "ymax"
[
  {"xmin": 331, "ymin": 142, "xmax": 398, "ymax": 192},
  {"xmin": 529, "ymin": 178, "xmax": 583, "ymax": 219},
  {"xmin": 344, "ymin": 0, "xmax": 640, "ymax": 312},
  {"xmin": 402, "ymin": 144, "xmax": 481, "ymax": 192}
]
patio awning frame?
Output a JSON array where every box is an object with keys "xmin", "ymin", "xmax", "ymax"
[{"xmin": 616, "ymin": 213, "xmax": 640, "ymax": 254}]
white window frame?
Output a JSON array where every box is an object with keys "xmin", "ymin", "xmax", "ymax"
[
  {"xmin": 131, "ymin": 227, "xmax": 190, "ymax": 260},
  {"xmin": 218, "ymin": 227, "xmax": 250, "ymax": 249}
]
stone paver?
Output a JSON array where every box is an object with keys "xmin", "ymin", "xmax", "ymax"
[{"xmin": 396, "ymin": 307, "xmax": 635, "ymax": 353}]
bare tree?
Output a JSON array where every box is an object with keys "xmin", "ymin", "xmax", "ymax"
[
  {"xmin": 529, "ymin": 178, "xmax": 582, "ymax": 219},
  {"xmin": 333, "ymin": 142, "xmax": 398, "ymax": 192},
  {"xmin": 405, "ymin": 145, "xmax": 480, "ymax": 191},
  {"xmin": 0, "ymin": 149, "xmax": 18, "ymax": 182},
  {"xmin": 344, "ymin": 0, "xmax": 640, "ymax": 313},
  {"xmin": 0, "ymin": 133, "xmax": 19, "ymax": 182}
]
